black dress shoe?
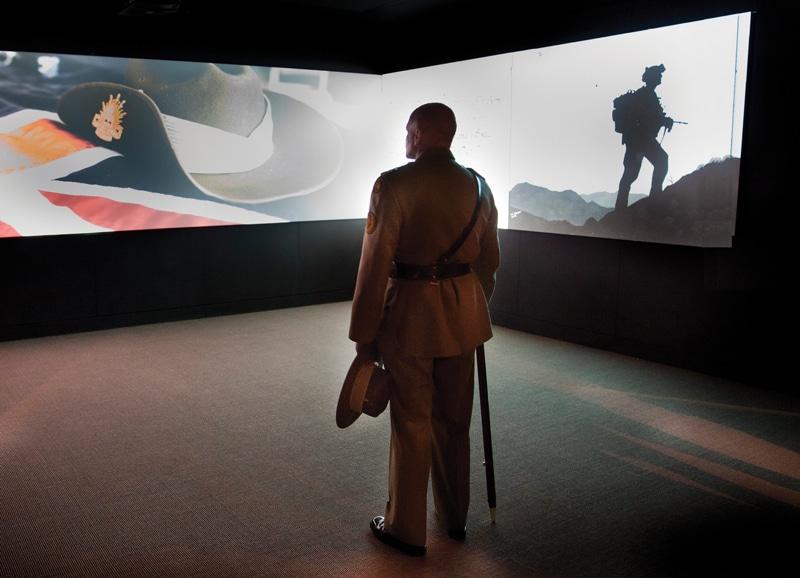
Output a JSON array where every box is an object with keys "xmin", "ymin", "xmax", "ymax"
[
  {"xmin": 447, "ymin": 527, "xmax": 466, "ymax": 541},
  {"xmin": 434, "ymin": 512, "xmax": 466, "ymax": 541},
  {"xmin": 370, "ymin": 516, "xmax": 426, "ymax": 556}
]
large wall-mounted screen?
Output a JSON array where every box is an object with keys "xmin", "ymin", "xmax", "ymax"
[
  {"xmin": 1, "ymin": 12, "xmax": 750, "ymax": 246},
  {"xmin": 503, "ymin": 12, "xmax": 751, "ymax": 247},
  {"xmin": 385, "ymin": 12, "xmax": 751, "ymax": 247},
  {"xmin": 0, "ymin": 55, "xmax": 384, "ymax": 236}
]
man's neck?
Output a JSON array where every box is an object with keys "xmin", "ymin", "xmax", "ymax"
[{"xmin": 415, "ymin": 147, "xmax": 453, "ymax": 161}]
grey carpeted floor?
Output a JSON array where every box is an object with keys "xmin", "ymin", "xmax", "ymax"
[{"xmin": 1, "ymin": 301, "xmax": 798, "ymax": 577}]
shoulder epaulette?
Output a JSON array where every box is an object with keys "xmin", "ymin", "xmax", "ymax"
[
  {"xmin": 468, "ymin": 167, "xmax": 486, "ymax": 181},
  {"xmin": 382, "ymin": 165, "xmax": 405, "ymax": 177}
]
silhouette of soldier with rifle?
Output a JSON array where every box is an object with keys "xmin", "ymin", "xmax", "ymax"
[{"xmin": 613, "ymin": 64, "xmax": 675, "ymax": 211}]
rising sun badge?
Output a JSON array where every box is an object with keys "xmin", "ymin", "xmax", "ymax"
[{"xmin": 91, "ymin": 94, "xmax": 127, "ymax": 142}]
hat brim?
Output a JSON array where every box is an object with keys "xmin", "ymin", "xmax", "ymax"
[
  {"xmin": 337, "ymin": 356, "xmax": 369, "ymax": 429},
  {"xmin": 58, "ymin": 82, "xmax": 343, "ymax": 204},
  {"xmin": 337, "ymin": 355, "xmax": 391, "ymax": 428}
]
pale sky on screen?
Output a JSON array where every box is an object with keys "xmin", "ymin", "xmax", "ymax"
[{"xmin": 383, "ymin": 12, "xmax": 750, "ymax": 227}]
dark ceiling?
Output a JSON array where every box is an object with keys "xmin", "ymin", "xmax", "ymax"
[
  {"xmin": 8, "ymin": 0, "xmax": 767, "ymax": 73},
  {"xmin": 112, "ymin": 0, "xmax": 463, "ymax": 18}
]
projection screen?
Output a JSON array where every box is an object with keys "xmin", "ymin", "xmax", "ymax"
[{"xmin": 1, "ymin": 12, "xmax": 750, "ymax": 246}]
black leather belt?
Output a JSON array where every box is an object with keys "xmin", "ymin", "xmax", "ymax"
[{"xmin": 392, "ymin": 261, "xmax": 471, "ymax": 281}]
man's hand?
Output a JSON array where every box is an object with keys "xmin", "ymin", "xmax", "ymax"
[
  {"xmin": 356, "ymin": 341, "xmax": 379, "ymax": 361},
  {"xmin": 665, "ymin": 117, "xmax": 674, "ymax": 132}
]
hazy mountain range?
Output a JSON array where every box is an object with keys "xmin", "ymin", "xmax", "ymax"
[
  {"xmin": 509, "ymin": 184, "xmax": 646, "ymax": 226},
  {"xmin": 509, "ymin": 184, "xmax": 609, "ymax": 226},
  {"xmin": 581, "ymin": 191, "xmax": 647, "ymax": 208},
  {"xmin": 509, "ymin": 157, "xmax": 740, "ymax": 247}
]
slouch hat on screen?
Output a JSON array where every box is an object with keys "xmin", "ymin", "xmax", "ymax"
[{"xmin": 58, "ymin": 60, "xmax": 343, "ymax": 203}]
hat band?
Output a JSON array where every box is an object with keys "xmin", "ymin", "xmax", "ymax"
[{"xmin": 162, "ymin": 95, "xmax": 274, "ymax": 175}]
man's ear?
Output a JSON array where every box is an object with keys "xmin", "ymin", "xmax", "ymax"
[{"xmin": 412, "ymin": 127, "xmax": 422, "ymax": 146}]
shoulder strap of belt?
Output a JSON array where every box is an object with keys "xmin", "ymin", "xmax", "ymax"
[{"xmin": 438, "ymin": 168, "xmax": 484, "ymax": 265}]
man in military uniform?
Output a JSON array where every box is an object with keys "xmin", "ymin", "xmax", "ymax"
[
  {"xmin": 349, "ymin": 103, "xmax": 500, "ymax": 555},
  {"xmin": 615, "ymin": 64, "xmax": 675, "ymax": 211}
]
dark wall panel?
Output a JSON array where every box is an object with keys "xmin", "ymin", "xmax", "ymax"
[
  {"xmin": 615, "ymin": 243, "xmax": 705, "ymax": 349},
  {"xmin": 0, "ymin": 219, "xmax": 364, "ymax": 342},
  {"xmin": 1, "ymin": 235, "xmax": 97, "ymax": 326},
  {"xmin": 490, "ymin": 226, "xmax": 787, "ymax": 388},
  {"xmin": 298, "ymin": 219, "xmax": 364, "ymax": 295},
  {"xmin": 517, "ymin": 233, "xmax": 620, "ymax": 339},
  {"xmin": 96, "ymin": 227, "xmax": 209, "ymax": 315},
  {"xmin": 200, "ymin": 223, "xmax": 300, "ymax": 304}
]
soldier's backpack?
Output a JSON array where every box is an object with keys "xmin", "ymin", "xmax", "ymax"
[{"xmin": 612, "ymin": 90, "xmax": 637, "ymax": 134}]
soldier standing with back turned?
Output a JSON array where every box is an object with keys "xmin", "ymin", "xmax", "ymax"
[{"xmin": 349, "ymin": 103, "xmax": 500, "ymax": 556}]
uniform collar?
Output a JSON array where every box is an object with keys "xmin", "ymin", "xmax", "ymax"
[{"xmin": 416, "ymin": 148, "xmax": 455, "ymax": 162}]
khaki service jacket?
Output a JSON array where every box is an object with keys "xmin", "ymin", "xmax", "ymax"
[{"xmin": 349, "ymin": 148, "xmax": 500, "ymax": 358}]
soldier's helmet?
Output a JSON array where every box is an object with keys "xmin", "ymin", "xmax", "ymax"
[{"xmin": 642, "ymin": 64, "xmax": 666, "ymax": 83}]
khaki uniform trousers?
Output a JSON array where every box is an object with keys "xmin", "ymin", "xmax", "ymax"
[{"xmin": 381, "ymin": 345, "xmax": 475, "ymax": 547}]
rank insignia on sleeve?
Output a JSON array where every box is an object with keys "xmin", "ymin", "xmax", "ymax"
[{"xmin": 366, "ymin": 211, "xmax": 377, "ymax": 234}]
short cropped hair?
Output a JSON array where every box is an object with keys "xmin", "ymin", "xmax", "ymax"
[{"xmin": 410, "ymin": 103, "xmax": 457, "ymax": 144}]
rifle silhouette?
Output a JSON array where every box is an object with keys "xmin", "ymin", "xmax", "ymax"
[{"xmin": 660, "ymin": 120, "xmax": 688, "ymax": 143}]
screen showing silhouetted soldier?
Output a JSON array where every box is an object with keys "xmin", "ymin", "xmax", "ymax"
[{"xmin": 613, "ymin": 64, "xmax": 674, "ymax": 211}]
